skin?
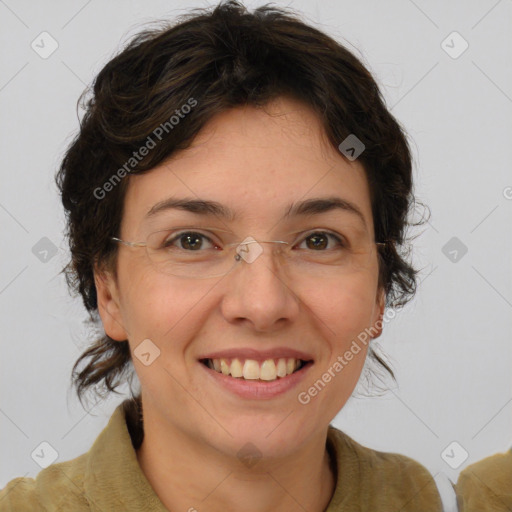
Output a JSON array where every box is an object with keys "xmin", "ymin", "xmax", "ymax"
[{"xmin": 95, "ymin": 96, "xmax": 385, "ymax": 512}]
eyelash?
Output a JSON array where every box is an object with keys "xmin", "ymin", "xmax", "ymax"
[{"xmin": 162, "ymin": 230, "xmax": 348, "ymax": 251}]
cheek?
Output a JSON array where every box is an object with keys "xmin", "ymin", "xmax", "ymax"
[
  {"xmin": 303, "ymin": 273, "xmax": 378, "ymax": 338},
  {"xmin": 294, "ymin": 280, "xmax": 375, "ymax": 424},
  {"xmin": 115, "ymin": 263, "xmax": 179, "ymax": 336},
  {"xmin": 117, "ymin": 264, "xmax": 217, "ymax": 351}
]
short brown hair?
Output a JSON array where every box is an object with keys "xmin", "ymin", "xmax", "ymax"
[{"xmin": 57, "ymin": 0, "xmax": 420, "ymax": 407}]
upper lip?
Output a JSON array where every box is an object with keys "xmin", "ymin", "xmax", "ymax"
[{"xmin": 199, "ymin": 347, "xmax": 314, "ymax": 362}]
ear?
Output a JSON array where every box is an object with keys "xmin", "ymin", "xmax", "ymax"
[
  {"xmin": 370, "ymin": 289, "xmax": 386, "ymax": 340},
  {"xmin": 94, "ymin": 267, "xmax": 128, "ymax": 341}
]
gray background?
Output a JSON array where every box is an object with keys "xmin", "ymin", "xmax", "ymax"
[{"xmin": 1, "ymin": 0, "xmax": 511, "ymax": 490}]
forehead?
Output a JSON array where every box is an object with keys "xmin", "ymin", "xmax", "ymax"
[{"xmin": 122, "ymin": 96, "xmax": 374, "ymax": 234}]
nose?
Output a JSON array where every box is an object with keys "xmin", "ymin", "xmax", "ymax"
[{"xmin": 220, "ymin": 240, "xmax": 300, "ymax": 332}]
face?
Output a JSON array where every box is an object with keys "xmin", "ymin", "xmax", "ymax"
[{"xmin": 95, "ymin": 96, "xmax": 385, "ymax": 460}]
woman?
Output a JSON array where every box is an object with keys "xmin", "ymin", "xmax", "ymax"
[{"xmin": 0, "ymin": 1, "xmax": 444, "ymax": 510}]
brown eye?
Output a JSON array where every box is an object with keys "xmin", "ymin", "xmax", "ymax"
[
  {"xmin": 299, "ymin": 231, "xmax": 345, "ymax": 251},
  {"xmin": 164, "ymin": 231, "xmax": 215, "ymax": 251},
  {"xmin": 306, "ymin": 233, "xmax": 328, "ymax": 250}
]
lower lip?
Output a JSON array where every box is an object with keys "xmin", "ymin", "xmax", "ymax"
[{"xmin": 199, "ymin": 361, "xmax": 314, "ymax": 400}]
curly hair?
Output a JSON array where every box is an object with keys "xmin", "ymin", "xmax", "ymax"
[{"xmin": 56, "ymin": 0, "xmax": 421, "ymax": 408}]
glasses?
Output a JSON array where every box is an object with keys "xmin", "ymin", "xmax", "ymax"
[{"xmin": 111, "ymin": 226, "xmax": 386, "ymax": 279}]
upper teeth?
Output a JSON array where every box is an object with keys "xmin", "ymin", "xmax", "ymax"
[{"xmin": 206, "ymin": 358, "xmax": 302, "ymax": 381}]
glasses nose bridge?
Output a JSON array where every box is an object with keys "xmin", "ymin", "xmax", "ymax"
[{"xmin": 233, "ymin": 237, "xmax": 289, "ymax": 265}]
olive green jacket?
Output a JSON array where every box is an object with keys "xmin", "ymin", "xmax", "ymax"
[
  {"xmin": 0, "ymin": 400, "xmax": 442, "ymax": 511},
  {"xmin": 456, "ymin": 448, "xmax": 512, "ymax": 511}
]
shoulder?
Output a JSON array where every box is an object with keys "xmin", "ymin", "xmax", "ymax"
[
  {"xmin": 328, "ymin": 425, "xmax": 437, "ymax": 482},
  {"xmin": 0, "ymin": 477, "xmax": 39, "ymax": 511},
  {"xmin": 327, "ymin": 426, "xmax": 443, "ymax": 512},
  {"xmin": 0, "ymin": 453, "xmax": 89, "ymax": 511},
  {"xmin": 456, "ymin": 449, "xmax": 512, "ymax": 511},
  {"xmin": 0, "ymin": 400, "xmax": 145, "ymax": 512}
]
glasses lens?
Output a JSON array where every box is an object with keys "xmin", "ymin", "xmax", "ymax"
[
  {"xmin": 145, "ymin": 229, "xmax": 237, "ymax": 278},
  {"xmin": 144, "ymin": 229, "xmax": 377, "ymax": 278},
  {"xmin": 285, "ymin": 241, "xmax": 375, "ymax": 276}
]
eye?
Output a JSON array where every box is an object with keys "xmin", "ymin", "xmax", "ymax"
[
  {"xmin": 163, "ymin": 231, "xmax": 218, "ymax": 251},
  {"xmin": 296, "ymin": 231, "xmax": 346, "ymax": 251}
]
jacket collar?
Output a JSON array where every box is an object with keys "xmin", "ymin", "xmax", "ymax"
[
  {"xmin": 82, "ymin": 398, "xmax": 168, "ymax": 511},
  {"xmin": 81, "ymin": 397, "xmax": 344, "ymax": 511}
]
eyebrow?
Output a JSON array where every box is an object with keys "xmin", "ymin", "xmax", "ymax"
[{"xmin": 146, "ymin": 196, "xmax": 368, "ymax": 230}]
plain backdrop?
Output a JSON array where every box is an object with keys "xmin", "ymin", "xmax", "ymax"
[{"xmin": 1, "ymin": 0, "xmax": 511, "ymax": 491}]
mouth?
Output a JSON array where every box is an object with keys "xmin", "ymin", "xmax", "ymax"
[{"xmin": 199, "ymin": 357, "xmax": 312, "ymax": 381}]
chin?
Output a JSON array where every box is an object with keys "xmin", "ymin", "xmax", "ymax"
[{"xmin": 217, "ymin": 416, "xmax": 310, "ymax": 458}]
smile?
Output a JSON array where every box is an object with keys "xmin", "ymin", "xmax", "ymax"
[
  {"xmin": 200, "ymin": 357, "xmax": 308, "ymax": 381},
  {"xmin": 199, "ymin": 355, "xmax": 314, "ymax": 400}
]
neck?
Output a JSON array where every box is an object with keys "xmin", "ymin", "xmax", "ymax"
[{"xmin": 135, "ymin": 406, "xmax": 336, "ymax": 512}]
